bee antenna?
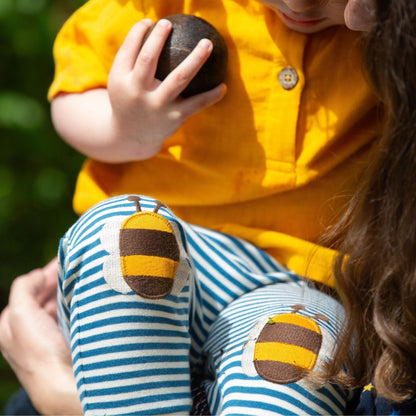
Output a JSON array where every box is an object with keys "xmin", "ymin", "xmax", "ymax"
[
  {"xmin": 127, "ymin": 195, "xmax": 142, "ymax": 212},
  {"xmin": 154, "ymin": 200, "xmax": 167, "ymax": 214},
  {"xmin": 291, "ymin": 304, "xmax": 305, "ymax": 314},
  {"xmin": 313, "ymin": 313, "xmax": 329, "ymax": 322}
]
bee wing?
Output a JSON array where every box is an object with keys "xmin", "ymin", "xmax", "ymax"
[
  {"xmin": 101, "ymin": 218, "xmax": 133, "ymax": 294},
  {"xmin": 169, "ymin": 221, "xmax": 191, "ymax": 296},
  {"xmin": 242, "ymin": 316, "xmax": 270, "ymax": 377}
]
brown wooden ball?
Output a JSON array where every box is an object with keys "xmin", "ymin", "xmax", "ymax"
[{"xmin": 154, "ymin": 14, "xmax": 228, "ymax": 97}]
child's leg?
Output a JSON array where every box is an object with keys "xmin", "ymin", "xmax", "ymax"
[
  {"xmin": 183, "ymin": 224, "xmax": 298, "ymax": 365},
  {"xmin": 58, "ymin": 193, "xmax": 333, "ymax": 415},
  {"xmin": 203, "ymin": 282, "xmax": 347, "ymax": 415},
  {"xmin": 58, "ymin": 195, "xmax": 193, "ymax": 416}
]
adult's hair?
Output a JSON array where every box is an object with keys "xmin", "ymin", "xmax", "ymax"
[{"xmin": 326, "ymin": 0, "xmax": 416, "ymax": 402}]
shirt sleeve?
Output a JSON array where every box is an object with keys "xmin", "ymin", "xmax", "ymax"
[
  {"xmin": 47, "ymin": 0, "xmax": 189, "ymax": 101},
  {"xmin": 47, "ymin": 0, "xmax": 145, "ymax": 100}
]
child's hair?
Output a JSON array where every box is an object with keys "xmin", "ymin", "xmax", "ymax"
[{"xmin": 325, "ymin": 0, "xmax": 416, "ymax": 402}]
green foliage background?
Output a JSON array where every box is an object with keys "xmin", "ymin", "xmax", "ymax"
[{"xmin": 0, "ymin": 0, "xmax": 86, "ymax": 410}]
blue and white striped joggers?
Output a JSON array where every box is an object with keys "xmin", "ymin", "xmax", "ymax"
[{"xmin": 58, "ymin": 194, "xmax": 347, "ymax": 415}]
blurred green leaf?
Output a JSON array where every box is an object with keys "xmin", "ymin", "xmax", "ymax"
[
  {"xmin": 12, "ymin": 25, "xmax": 43, "ymax": 56},
  {"xmin": 0, "ymin": 91, "xmax": 45, "ymax": 130},
  {"xmin": 17, "ymin": 0, "xmax": 47, "ymax": 14},
  {"xmin": 0, "ymin": 167, "xmax": 14, "ymax": 199},
  {"xmin": 34, "ymin": 167, "xmax": 69, "ymax": 204},
  {"xmin": 0, "ymin": 0, "xmax": 13, "ymax": 17}
]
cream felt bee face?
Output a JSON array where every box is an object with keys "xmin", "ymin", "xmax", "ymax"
[
  {"xmin": 242, "ymin": 305, "xmax": 332, "ymax": 385},
  {"xmin": 100, "ymin": 196, "xmax": 189, "ymax": 298}
]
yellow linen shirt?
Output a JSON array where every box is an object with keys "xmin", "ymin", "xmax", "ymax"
[{"xmin": 49, "ymin": 0, "xmax": 381, "ymax": 288}]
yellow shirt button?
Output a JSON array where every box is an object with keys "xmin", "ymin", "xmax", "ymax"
[{"xmin": 278, "ymin": 67, "xmax": 298, "ymax": 90}]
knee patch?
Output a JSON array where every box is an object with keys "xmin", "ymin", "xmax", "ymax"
[
  {"xmin": 242, "ymin": 304, "xmax": 336, "ymax": 385},
  {"xmin": 100, "ymin": 195, "xmax": 189, "ymax": 298}
]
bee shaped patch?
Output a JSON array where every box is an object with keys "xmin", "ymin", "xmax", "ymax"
[
  {"xmin": 242, "ymin": 305, "xmax": 329, "ymax": 385},
  {"xmin": 118, "ymin": 196, "xmax": 180, "ymax": 299}
]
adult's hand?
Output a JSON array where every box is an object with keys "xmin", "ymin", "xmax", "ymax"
[{"xmin": 0, "ymin": 259, "xmax": 82, "ymax": 415}]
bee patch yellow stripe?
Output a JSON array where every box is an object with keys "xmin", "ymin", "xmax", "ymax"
[
  {"xmin": 122, "ymin": 255, "xmax": 178, "ymax": 279},
  {"xmin": 254, "ymin": 342, "xmax": 318, "ymax": 370},
  {"xmin": 270, "ymin": 313, "xmax": 320, "ymax": 332},
  {"xmin": 122, "ymin": 212, "xmax": 173, "ymax": 233}
]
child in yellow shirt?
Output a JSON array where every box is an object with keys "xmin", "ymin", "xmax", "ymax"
[
  {"xmin": 50, "ymin": 0, "xmax": 380, "ymax": 287},
  {"xmin": 48, "ymin": 0, "xmax": 379, "ymax": 414}
]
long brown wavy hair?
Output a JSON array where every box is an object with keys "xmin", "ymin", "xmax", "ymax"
[{"xmin": 324, "ymin": 0, "xmax": 416, "ymax": 403}]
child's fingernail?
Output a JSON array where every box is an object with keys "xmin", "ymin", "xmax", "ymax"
[
  {"xmin": 199, "ymin": 39, "xmax": 212, "ymax": 50},
  {"xmin": 158, "ymin": 19, "xmax": 171, "ymax": 28},
  {"xmin": 142, "ymin": 18, "xmax": 153, "ymax": 25}
]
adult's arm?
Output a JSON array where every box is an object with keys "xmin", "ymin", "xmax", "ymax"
[{"xmin": 0, "ymin": 259, "xmax": 82, "ymax": 415}]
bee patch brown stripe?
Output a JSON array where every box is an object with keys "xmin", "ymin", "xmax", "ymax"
[
  {"xmin": 257, "ymin": 322, "xmax": 322, "ymax": 354},
  {"xmin": 124, "ymin": 275, "xmax": 173, "ymax": 299},
  {"xmin": 120, "ymin": 229, "xmax": 179, "ymax": 260},
  {"xmin": 254, "ymin": 360, "xmax": 305, "ymax": 384}
]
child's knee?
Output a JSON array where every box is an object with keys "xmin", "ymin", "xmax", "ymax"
[
  {"xmin": 60, "ymin": 194, "xmax": 190, "ymax": 299},
  {"xmin": 203, "ymin": 283, "xmax": 347, "ymax": 414},
  {"xmin": 241, "ymin": 302, "xmax": 341, "ymax": 385}
]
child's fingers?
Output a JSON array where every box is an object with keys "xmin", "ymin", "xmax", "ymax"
[
  {"xmin": 157, "ymin": 39, "xmax": 213, "ymax": 101},
  {"xmin": 174, "ymin": 83, "xmax": 227, "ymax": 120},
  {"xmin": 111, "ymin": 19, "xmax": 153, "ymax": 75},
  {"xmin": 133, "ymin": 19, "xmax": 172, "ymax": 85}
]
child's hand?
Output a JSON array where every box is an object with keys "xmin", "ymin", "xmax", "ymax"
[
  {"xmin": 107, "ymin": 19, "xmax": 227, "ymax": 158},
  {"xmin": 51, "ymin": 18, "xmax": 227, "ymax": 163}
]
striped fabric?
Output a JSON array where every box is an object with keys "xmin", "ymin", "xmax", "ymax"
[
  {"xmin": 203, "ymin": 284, "xmax": 346, "ymax": 415},
  {"xmin": 58, "ymin": 195, "xmax": 346, "ymax": 415}
]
